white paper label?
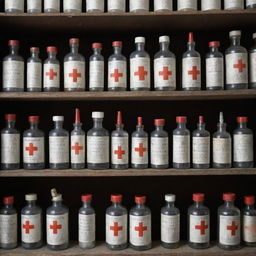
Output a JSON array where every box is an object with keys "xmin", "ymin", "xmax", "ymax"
[
  {"xmin": 47, "ymin": 214, "xmax": 69, "ymax": 246},
  {"xmin": 243, "ymin": 215, "xmax": 256, "ymax": 243},
  {"xmin": 87, "ymin": 136, "xmax": 109, "ymax": 164},
  {"xmin": 44, "ymin": 0, "xmax": 60, "ymax": 10},
  {"xmin": 154, "ymin": 58, "xmax": 176, "ymax": 89},
  {"xmin": 3, "ymin": 61, "xmax": 24, "ymax": 89},
  {"xmin": 226, "ymin": 53, "xmax": 248, "ymax": 84},
  {"xmin": 0, "ymin": 214, "xmax": 17, "ymax": 244},
  {"xmin": 178, "ymin": 0, "xmax": 197, "ymax": 10},
  {"xmin": 224, "ymin": 0, "xmax": 244, "ymax": 9},
  {"xmin": 192, "ymin": 136, "xmax": 210, "ymax": 165},
  {"xmin": 111, "ymin": 136, "xmax": 129, "ymax": 165},
  {"xmin": 21, "ymin": 214, "xmax": 41, "ymax": 243},
  {"xmin": 154, "ymin": 0, "xmax": 173, "ymax": 10},
  {"xmin": 213, "ymin": 138, "xmax": 231, "ymax": 164},
  {"xmin": 49, "ymin": 136, "xmax": 69, "ymax": 164},
  {"xmin": 1, "ymin": 133, "xmax": 20, "ymax": 164},
  {"xmin": 108, "ymin": 60, "xmax": 127, "ymax": 89},
  {"xmin": 173, "ymin": 135, "xmax": 190, "ymax": 164},
  {"xmin": 44, "ymin": 63, "xmax": 60, "ymax": 89},
  {"xmin": 151, "ymin": 137, "xmax": 169, "ymax": 166},
  {"xmin": 161, "ymin": 214, "xmax": 180, "ymax": 243},
  {"xmin": 201, "ymin": 0, "xmax": 221, "ymax": 10},
  {"xmin": 206, "ymin": 57, "xmax": 224, "ymax": 89},
  {"xmin": 131, "ymin": 137, "xmax": 148, "ymax": 165},
  {"xmin": 247, "ymin": 0, "xmax": 256, "ymax": 5},
  {"xmin": 23, "ymin": 137, "xmax": 44, "ymax": 164},
  {"xmin": 79, "ymin": 214, "xmax": 95, "ymax": 243},
  {"xmin": 189, "ymin": 215, "xmax": 210, "ymax": 243},
  {"xmin": 130, "ymin": 215, "xmax": 151, "ymax": 246},
  {"xmin": 64, "ymin": 61, "xmax": 85, "ymax": 90},
  {"xmin": 5, "ymin": 0, "xmax": 24, "ymax": 10},
  {"xmin": 250, "ymin": 52, "xmax": 256, "ymax": 83},
  {"xmin": 106, "ymin": 214, "xmax": 127, "ymax": 245},
  {"xmin": 89, "ymin": 61, "xmax": 104, "ymax": 89},
  {"xmin": 234, "ymin": 134, "xmax": 253, "ymax": 162},
  {"xmin": 108, "ymin": 0, "xmax": 125, "ymax": 11},
  {"xmin": 86, "ymin": 0, "xmax": 104, "ymax": 11},
  {"xmin": 27, "ymin": 62, "xmax": 42, "ymax": 89},
  {"xmin": 64, "ymin": 0, "xmax": 82, "ymax": 10},
  {"xmin": 130, "ymin": 58, "xmax": 150, "ymax": 89},
  {"xmin": 219, "ymin": 215, "xmax": 240, "ymax": 245},
  {"xmin": 71, "ymin": 135, "xmax": 85, "ymax": 164},
  {"xmin": 27, "ymin": 0, "xmax": 41, "ymax": 10},
  {"xmin": 130, "ymin": 0, "xmax": 149, "ymax": 11}
]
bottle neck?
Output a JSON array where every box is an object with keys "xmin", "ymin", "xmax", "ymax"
[
  {"xmin": 155, "ymin": 125, "xmax": 164, "ymax": 131},
  {"xmin": 93, "ymin": 48, "xmax": 102, "ymax": 55},
  {"xmin": 197, "ymin": 123, "xmax": 205, "ymax": 130},
  {"xmin": 114, "ymin": 46, "xmax": 122, "ymax": 54},
  {"xmin": 160, "ymin": 42, "xmax": 169, "ymax": 51},
  {"xmin": 231, "ymin": 36, "xmax": 241, "ymax": 46},
  {"xmin": 177, "ymin": 122, "xmax": 186, "ymax": 129},
  {"xmin": 237, "ymin": 122, "xmax": 247, "ymax": 129},
  {"xmin": 30, "ymin": 121, "xmax": 39, "ymax": 130},
  {"xmin": 136, "ymin": 202, "xmax": 145, "ymax": 209},
  {"xmin": 83, "ymin": 201, "xmax": 91, "ymax": 208},
  {"xmin": 70, "ymin": 43, "xmax": 79, "ymax": 54},
  {"xmin": 53, "ymin": 201, "xmax": 62, "ymax": 207},
  {"xmin": 210, "ymin": 46, "xmax": 219, "ymax": 53},
  {"xmin": 48, "ymin": 52, "xmax": 57, "ymax": 60},
  {"xmin": 10, "ymin": 45, "xmax": 19, "ymax": 55},
  {"xmin": 54, "ymin": 121, "xmax": 63, "ymax": 129},
  {"xmin": 31, "ymin": 51, "xmax": 39, "ymax": 58},
  {"xmin": 112, "ymin": 202, "xmax": 121, "ymax": 207},
  {"xmin": 225, "ymin": 201, "xmax": 234, "ymax": 207},
  {"xmin": 166, "ymin": 202, "xmax": 175, "ymax": 208},
  {"xmin": 136, "ymin": 125, "xmax": 144, "ymax": 131},
  {"xmin": 73, "ymin": 123, "xmax": 82, "ymax": 130},
  {"xmin": 245, "ymin": 204, "xmax": 255, "ymax": 211},
  {"xmin": 4, "ymin": 204, "xmax": 13, "ymax": 209},
  {"xmin": 217, "ymin": 122, "xmax": 227, "ymax": 132},
  {"xmin": 93, "ymin": 118, "xmax": 103, "ymax": 128},
  {"xmin": 27, "ymin": 200, "xmax": 36, "ymax": 207},
  {"xmin": 6, "ymin": 120, "xmax": 16, "ymax": 129},
  {"xmin": 136, "ymin": 42, "xmax": 145, "ymax": 51},
  {"xmin": 187, "ymin": 41, "xmax": 195, "ymax": 51},
  {"xmin": 194, "ymin": 201, "xmax": 204, "ymax": 208},
  {"xmin": 116, "ymin": 124, "xmax": 124, "ymax": 131}
]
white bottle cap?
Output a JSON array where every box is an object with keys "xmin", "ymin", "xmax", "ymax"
[
  {"xmin": 51, "ymin": 188, "xmax": 62, "ymax": 201},
  {"xmin": 165, "ymin": 194, "xmax": 176, "ymax": 202},
  {"xmin": 25, "ymin": 193, "xmax": 37, "ymax": 201},
  {"xmin": 135, "ymin": 37, "xmax": 145, "ymax": 44},
  {"xmin": 253, "ymin": 33, "xmax": 256, "ymax": 40},
  {"xmin": 92, "ymin": 112, "xmax": 104, "ymax": 118},
  {"xmin": 53, "ymin": 116, "xmax": 64, "ymax": 122},
  {"xmin": 159, "ymin": 36, "xmax": 170, "ymax": 43},
  {"xmin": 229, "ymin": 30, "xmax": 241, "ymax": 37}
]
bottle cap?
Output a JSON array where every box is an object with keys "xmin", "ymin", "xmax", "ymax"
[
  {"xmin": 237, "ymin": 116, "xmax": 248, "ymax": 123},
  {"xmin": 244, "ymin": 195, "xmax": 255, "ymax": 205},
  {"xmin": 112, "ymin": 41, "xmax": 122, "ymax": 47},
  {"xmin": 229, "ymin": 30, "xmax": 241, "ymax": 37},
  {"xmin": 253, "ymin": 33, "xmax": 256, "ymax": 40},
  {"xmin": 75, "ymin": 108, "xmax": 81, "ymax": 123},
  {"xmin": 3, "ymin": 196, "xmax": 14, "ymax": 205},
  {"xmin": 165, "ymin": 194, "xmax": 175, "ymax": 202},
  {"xmin": 159, "ymin": 36, "xmax": 170, "ymax": 43},
  {"xmin": 111, "ymin": 194, "xmax": 122, "ymax": 203},
  {"xmin": 25, "ymin": 193, "xmax": 37, "ymax": 201},
  {"xmin": 69, "ymin": 38, "xmax": 79, "ymax": 44},
  {"xmin": 47, "ymin": 46, "xmax": 57, "ymax": 53},
  {"xmin": 51, "ymin": 188, "xmax": 62, "ymax": 201},
  {"xmin": 193, "ymin": 193, "xmax": 204, "ymax": 202},
  {"xmin": 29, "ymin": 116, "xmax": 39, "ymax": 122},
  {"xmin": 53, "ymin": 116, "xmax": 64, "ymax": 122},
  {"xmin": 199, "ymin": 116, "xmax": 204, "ymax": 123},
  {"xmin": 135, "ymin": 37, "xmax": 145, "ymax": 44},
  {"xmin": 176, "ymin": 116, "xmax": 187, "ymax": 123},
  {"xmin": 92, "ymin": 43, "xmax": 102, "ymax": 48},
  {"xmin": 137, "ymin": 116, "xmax": 143, "ymax": 126},
  {"xmin": 116, "ymin": 111, "xmax": 123, "ymax": 126},
  {"xmin": 223, "ymin": 193, "xmax": 236, "ymax": 202},
  {"xmin": 154, "ymin": 119, "xmax": 165, "ymax": 126},
  {"xmin": 8, "ymin": 40, "xmax": 19, "ymax": 46},
  {"xmin": 209, "ymin": 41, "xmax": 220, "ymax": 47},
  {"xmin": 135, "ymin": 195, "xmax": 146, "ymax": 204},
  {"xmin": 30, "ymin": 47, "xmax": 39, "ymax": 52},
  {"xmin": 92, "ymin": 112, "xmax": 104, "ymax": 118},
  {"xmin": 188, "ymin": 32, "xmax": 194, "ymax": 42},
  {"xmin": 81, "ymin": 194, "xmax": 92, "ymax": 202},
  {"xmin": 5, "ymin": 114, "xmax": 16, "ymax": 121}
]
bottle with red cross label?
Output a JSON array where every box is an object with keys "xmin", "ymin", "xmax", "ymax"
[
  {"xmin": 23, "ymin": 116, "xmax": 45, "ymax": 170},
  {"xmin": 178, "ymin": 0, "xmax": 197, "ymax": 10},
  {"xmin": 173, "ymin": 116, "xmax": 190, "ymax": 169},
  {"xmin": 233, "ymin": 117, "xmax": 253, "ymax": 168},
  {"xmin": 108, "ymin": 0, "xmax": 126, "ymax": 12},
  {"xmin": 224, "ymin": 0, "xmax": 244, "ymax": 9},
  {"xmin": 49, "ymin": 116, "xmax": 69, "ymax": 170},
  {"xmin": 89, "ymin": 43, "xmax": 104, "ymax": 91},
  {"xmin": 249, "ymin": 33, "xmax": 256, "ymax": 88},
  {"xmin": 151, "ymin": 119, "xmax": 169, "ymax": 169},
  {"xmin": 213, "ymin": 112, "xmax": 231, "ymax": 168},
  {"xmin": 161, "ymin": 194, "xmax": 180, "ymax": 249},
  {"xmin": 64, "ymin": 0, "xmax": 82, "ymax": 13},
  {"xmin": 206, "ymin": 41, "xmax": 224, "ymax": 90},
  {"xmin": 5, "ymin": 0, "xmax": 24, "ymax": 13},
  {"xmin": 129, "ymin": 0, "xmax": 149, "ymax": 12},
  {"xmin": 44, "ymin": 0, "xmax": 60, "ymax": 12},
  {"xmin": 79, "ymin": 194, "xmax": 96, "ymax": 249},
  {"xmin": 108, "ymin": 41, "xmax": 127, "ymax": 91},
  {"xmin": 225, "ymin": 30, "xmax": 248, "ymax": 89},
  {"xmin": 201, "ymin": 0, "xmax": 221, "ymax": 10},
  {"xmin": 243, "ymin": 195, "xmax": 256, "ymax": 246},
  {"xmin": 27, "ymin": 0, "xmax": 41, "ymax": 13},
  {"xmin": 154, "ymin": 36, "xmax": 176, "ymax": 91},
  {"xmin": 64, "ymin": 38, "xmax": 85, "ymax": 91},
  {"xmin": 86, "ymin": 0, "xmax": 104, "ymax": 12},
  {"xmin": 218, "ymin": 193, "xmax": 241, "ymax": 250},
  {"xmin": 43, "ymin": 46, "xmax": 60, "ymax": 91},
  {"xmin": 0, "ymin": 196, "xmax": 17, "ymax": 249},
  {"xmin": 154, "ymin": 0, "xmax": 172, "ymax": 11},
  {"xmin": 182, "ymin": 32, "xmax": 201, "ymax": 90},
  {"xmin": 111, "ymin": 111, "xmax": 129, "ymax": 169},
  {"xmin": 192, "ymin": 116, "xmax": 210, "ymax": 169},
  {"xmin": 87, "ymin": 112, "xmax": 109, "ymax": 170},
  {"xmin": 188, "ymin": 193, "xmax": 210, "ymax": 249},
  {"xmin": 131, "ymin": 117, "xmax": 148, "ymax": 169},
  {"xmin": 47, "ymin": 189, "xmax": 69, "ymax": 250},
  {"xmin": 106, "ymin": 194, "xmax": 128, "ymax": 250},
  {"xmin": 130, "ymin": 196, "xmax": 151, "ymax": 251},
  {"xmin": 130, "ymin": 37, "xmax": 150, "ymax": 91},
  {"xmin": 1, "ymin": 114, "xmax": 20, "ymax": 170},
  {"xmin": 3, "ymin": 40, "xmax": 24, "ymax": 92},
  {"xmin": 21, "ymin": 194, "xmax": 43, "ymax": 249},
  {"xmin": 71, "ymin": 109, "xmax": 85, "ymax": 170},
  {"xmin": 247, "ymin": 0, "xmax": 256, "ymax": 8}
]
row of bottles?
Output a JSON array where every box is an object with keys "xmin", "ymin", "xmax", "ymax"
[
  {"xmin": 1, "ymin": 110, "xmax": 254, "ymax": 170},
  {"xmin": 3, "ymin": 31, "xmax": 256, "ymax": 92}
]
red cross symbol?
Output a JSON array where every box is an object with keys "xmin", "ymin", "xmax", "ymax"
[
  {"xmin": 195, "ymin": 220, "xmax": 208, "ymax": 235},
  {"xmin": 69, "ymin": 69, "xmax": 81, "ymax": 82},
  {"xmin": 159, "ymin": 66, "xmax": 172, "ymax": 80},
  {"xmin": 114, "ymin": 146, "xmax": 125, "ymax": 159},
  {"xmin": 134, "ymin": 66, "xmax": 148, "ymax": 81},
  {"xmin": 23, "ymin": 221, "xmax": 35, "ymax": 234},
  {"xmin": 50, "ymin": 220, "xmax": 62, "ymax": 234},
  {"xmin": 71, "ymin": 142, "xmax": 83, "ymax": 155},
  {"xmin": 227, "ymin": 221, "xmax": 238, "ymax": 236},
  {"xmin": 233, "ymin": 59, "xmax": 246, "ymax": 73},
  {"xmin": 110, "ymin": 69, "xmax": 123, "ymax": 82},
  {"xmin": 25, "ymin": 143, "xmax": 38, "ymax": 156},
  {"xmin": 135, "ymin": 222, "xmax": 147, "ymax": 237},
  {"xmin": 46, "ymin": 68, "xmax": 57, "ymax": 80},
  {"xmin": 134, "ymin": 143, "xmax": 147, "ymax": 157},
  {"xmin": 188, "ymin": 66, "xmax": 200, "ymax": 80},
  {"xmin": 110, "ymin": 222, "xmax": 123, "ymax": 236}
]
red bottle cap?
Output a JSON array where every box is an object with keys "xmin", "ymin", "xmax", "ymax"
[
  {"xmin": 223, "ymin": 193, "xmax": 236, "ymax": 202},
  {"xmin": 112, "ymin": 41, "xmax": 122, "ymax": 47},
  {"xmin": 199, "ymin": 116, "xmax": 204, "ymax": 123},
  {"xmin": 75, "ymin": 108, "xmax": 81, "ymax": 123},
  {"xmin": 5, "ymin": 114, "xmax": 16, "ymax": 121},
  {"xmin": 237, "ymin": 116, "xmax": 248, "ymax": 123},
  {"xmin": 116, "ymin": 111, "xmax": 123, "ymax": 126},
  {"xmin": 92, "ymin": 43, "xmax": 102, "ymax": 48},
  {"xmin": 176, "ymin": 116, "xmax": 187, "ymax": 123},
  {"xmin": 81, "ymin": 194, "xmax": 92, "ymax": 202},
  {"xmin": 70, "ymin": 38, "xmax": 79, "ymax": 44},
  {"xmin": 154, "ymin": 119, "xmax": 165, "ymax": 126},
  {"xmin": 193, "ymin": 193, "xmax": 204, "ymax": 202},
  {"xmin": 244, "ymin": 195, "xmax": 255, "ymax": 205},
  {"xmin": 3, "ymin": 196, "xmax": 14, "ymax": 205},
  {"xmin": 29, "ymin": 116, "xmax": 39, "ymax": 122},
  {"xmin": 111, "ymin": 194, "xmax": 122, "ymax": 203},
  {"xmin": 209, "ymin": 41, "xmax": 220, "ymax": 47},
  {"xmin": 47, "ymin": 46, "xmax": 57, "ymax": 53},
  {"xmin": 8, "ymin": 40, "xmax": 19, "ymax": 46},
  {"xmin": 188, "ymin": 32, "xmax": 194, "ymax": 42},
  {"xmin": 135, "ymin": 195, "xmax": 146, "ymax": 204},
  {"xmin": 30, "ymin": 47, "xmax": 39, "ymax": 52},
  {"xmin": 137, "ymin": 117, "xmax": 143, "ymax": 126}
]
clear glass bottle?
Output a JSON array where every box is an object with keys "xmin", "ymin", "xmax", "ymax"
[
  {"xmin": 106, "ymin": 194, "xmax": 128, "ymax": 250},
  {"xmin": 178, "ymin": 0, "xmax": 197, "ymax": 10},
  {"xmin": 247, "ymin": 0, "xmax": 256, "ymax": 8},
  {"xmin": 249, "ymin": 33, "xmax": 256, "ymax": 89},
  {"xmin": 44, "ymin": 0, "xmax": 60, "ymax": 12},
  {"xmin": 87, "ymin": 112, "xmax": 109, "ymax": 170},
  {"xmin": 188, "ymin": 193, "xmax": 210, "ymax": 249},
  {"xmin": 64, "ymin": 0, "xmax": 82, "ymax": 13},
  {"xmin": 129, "ymin": 196, "xmax": 151, "ymax": 251},
  {"xmin": 5, "ymin": 0, "xmax": 24, "ymax": 13},
  {"xmin": 130, "ymin": 37, "xmax": 150, "ymax": 91},
  {"xmin": 86, "ymin": 0, "xmax": 104, "ymax": 12},
  {"xmin": 192, "ymin": 116, "xmax": 210, "ymax": 169},
  {"xmin": 225, "ymin": 30, "xmax": 248, "ymax": 90},
  {"xmin": 21, "ymin": 194, "xmax": 43, "ymax": 249},
  {"xmin": 224, "ymin": 0, "xmax": 244, "ymax": 9},
  {"xmin": 154, "ymin": 36, "xmax": 176, "ymax": 91},
  {"xmin": 129, "ymin": 0, "xmax": 149, "ymax": 12},
  {"xmin": 27, "ymin": 0, "xmax": 42, "ymax": 13},
  {"xmin": 1, "ymin": 114, "xmax": 20, "ymax": 170},
  {"xmin": 3, "ymin": 40, "xmax": 24, "ymax": 92},
  {"xmin": 161, "ymin": 194, "xmax": 180, "ymax": 249},
  {"xmin": 201, "ymin": 0, "xmax": 221, "ymax": 10},
  {"xmin": 131, "ymin": 117, "xmax": 148, "ymax": 169},
  {"xmin": 108, "ymin": 0, "xmax": 126, "ymax": 12},
  {"xmin": 154, "ymin": 0, "xmax": 172, "ymax": 11},
  {"xmin": 218, "ymin": 193, "xmax": 241, "ymax": 250},
  {"xmin": 111, "ymin": 111, "xmax": 129, "ymax": 169},
  {"xmin": 23, "ymin": 116, "xmax": 45, "ymax": 170},
  {"xmin": 49, "ymin": 116, "xmax": 69, "ymax": 170},
  {"xmin": 79, "ymin": 194, "xmax": 96, "ymax": 249}
]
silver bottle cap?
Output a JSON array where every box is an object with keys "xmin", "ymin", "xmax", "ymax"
[
  {"xmin": 25, "ymin": 193, "xmax": 37, "ymax": 201},
  {"xmin": 53, "ymin": 116, "xmax": 64, "ymax": 122},
  {"xmin": 165, "ymin": 194, "xmax": 176, "ymax": 202},
  {"xmin": 229, "ymin": 30, "xmax": 241, "ymax": 37},
  {"xmin": 135, "ymin": 37, "xmax": 145, "ymax": 44},
  {"xmin": 159, "ymin": 36, "xmax": 170, "ymax": 43},
  {"xmin": 92, "ymin": 112, "xmax": 104, "ymax": 118}
]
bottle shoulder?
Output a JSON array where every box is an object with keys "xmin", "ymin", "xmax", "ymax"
[
  {"xmin": 183, "ymin": 50, "xmax": 200, "ymax": 58},
  {"xmin": 192, "ymin": 129, "xmax": 210, "ymax": 137},
  {"xmin": 243, "ymin": 208, "xmax": 256, "ymax": 216},
  {"xmin": 108, "ymin": 54, "xmax": 126, "ymax": 62},
  {"xmin": 206, "ymin": 52, "xmax": 223, "ymax": 59},
  {"xmin": 64, "ymin": 52, "xmax": 85, "ymax": 62},
  {"xmin": 27, "ymin": 57, "xmax": 42, "ymax": 63},
  {"xmin": 213, "ymin": 130, "xmax": 231, "ymax": 138},
  {"xmin": 49, "ymin": 128, "xmax": 69, "ymax": 137},
  {"xmin": 0, "ymin": 207, "xmax": 17, "ymax": 215},
  {"xmin": 111, "ymin": 129, "xmax": 129, "ymax": 137},
  {"xmin": 79, "ymin": 206, "xmax": 95, "ymax": 215},
  {"xmin": 4, "ymin": 54, "xmax": 24, "ymax": 62},
  {"xmin": 47, "ymin": 204, "xmax": 69, "ymax": 215},
  {"xmin": 44, "ymin": 58, "xmax": 59, "ymax": 65},
  {"xmin": 23, "ymin": 128, "xmax": 44, "ymax": 137},
  {"xmin": 106, "ymin": 205, "xmax": 127, "ymax": 216},
  {"xmin": 218, "ymin": 204, "xmax": 240, "ymax": 216},
  {"xmin": 151, "ymin": 130, "xmax": 168, "ymax": 138},
  {"xmin": 173, "ymin": 128, "xmax": 190, "ymax": 136},
  {"xmin": 161, "ymin": 206, "xmax": 180, "ymax": 215},
  {"xmin": 154, "ymin": 50, "xmax": 176, "ymax": 59},
  {"xmin": 132, "ymin": 130, "xmax": 148, "ymax": 138},
  {"xmin": 130, "ymin": 51, "xmax": 150, "ymax": 59},
  {"xmin": 87, "ymin": 127, "xmax": 109, "ymax": 136},
  {"xmin": 233, "ymin": 127, "xmax": 253, "ymax": 135},
  {"xmin": 1, "ymin": 127, "xmax": 20, "ymax": 134},
  {"xmin": 225, "ymin": 45, "xmax": 248, "ymax": 55},
  {"xmin": 71, "ymin": 129, "xmax": 85, "ymax": 136},
  {"xmin": 130, "ymin": 205, "xmax": 151, "ymax": 216},
  {"xmin": 21, "ymin": 205, "xmax": 42, "ymax": 215},
  {"xmin": 188, "ymin": 204, "xmax": 210, "ymax": 216},
  {"xmin": 90, "ymin": 54, "xmax": 104, "ymax": 62}
]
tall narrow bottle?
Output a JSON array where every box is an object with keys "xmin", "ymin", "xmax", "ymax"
[
  {"xmin": 27, "ymin": 0, "xmax": 42, "ymax": 13},
  {"xmin": 86, "ymin": 0, "xmax": 104, "ymax": 12},
  {"xmin": 249, "ymin": 33, "xmax": 256, "ymax": 89},
  {"xmin": 178, "ymin": 0, "xmax": 197, "ymax": 10},
  {"xmin": 129, "ymin": 0, "xmax": 149, "ymax": 12},
  {"xmin": 247, "ymin": 0, "xmax": 256, "ymax": 8},
  {"xmin": 5, "ymin": 0, "xmax": 24, "ymax": 12},
  {"xmin": 108, "ymin": 0, "xmax": 126, "ymax": 12},
  {"xmin": 224, "ymin": 0, "xmax": 244, "ymax": 9},
  {"xmin": 201, "ymin": 0, "xmax": 221, "ymax": 10},
  {"xmin": 44, "ymin": 0, "xmax": 60, "ymax": 12},
  {"xmin": 64, "ymin": 0, "xmax": 82, "ymax": 13}
]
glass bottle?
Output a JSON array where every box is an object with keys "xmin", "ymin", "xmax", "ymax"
[
  {"xmin": 129, "ymin": 0, "xmax": 149, "ymax": 12},
  {"xmin": 224, "ymin": 0, "xmax": 244, "ymax": 9},
  {"xmin": 64, "ymin": 0, "xmax": 82, "ymax": 13},
  {"xmin": 249, "ymin": 33, "xmax": 256, "ymax": 89},
  {"xmin": 178, "ymin": 0, "xmax": 197, "ymax": 10},
  {"xmin": 154, "ymin": 0, "xmax": 173, "ymax": 11},
  {"xmin": 201, "ymin": 0, "xmax": 221, "ymax": 10},
  {"xmin": 86, "ymin": 0, "xmax": 104, "ymax": 12},
  {"xmin": 247, "ymin": 0, "xmax": 256, "ymax": 8},
  {"xmin": 44, "ymin": 0, "xmax": 60, "ymax": 12},
  {"xmin": 27, "ymin": 0, "xmax": 42, "ymax": 13},
  {"xmin": 108, "ymin": 0, "xmax": 126, "ymax": 12},
  {"xmin": 5, "ymin": 0, "xmax": 24, "ymax": 13}
]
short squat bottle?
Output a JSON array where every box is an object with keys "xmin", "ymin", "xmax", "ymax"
[
  {"xmin": 213, "ymin": 112, "xmax": 231, "ymax": 168},
  {"xmin": 64, "ymin": 0, "xmax": 82, "ymax": 13},
  {"xmin": 178, "ymin": 0, "xmax": 197, "ymax": 10},
  {"xmin": 130, "ymin": 0, "xmax": 149, "ymax": 12},
  {"xmin": 21, "ymin": 194, "xmax": 43, "ymax": 249},
  {"xmin": 161, "ymin": 194, "xmax": 180, "ymax": 249},
  {"xmin": 44, "ymin": 0, "xmax": 60, "ymax": 12},
  {"xmin": 86, "ymin": 0, "xmax": 104, "ymax": 12},
  {"xmin": 154, "ymin": 0, "xmax": 172, "ymax": 11},
  {"xmin": 218, "ymin": 193, "xmax": 241, "ymax": 250},
  {"xmin": 129, "ymin": 196, "xmax": 152, "ymax": 251},
  {"xmin": 249, "ymin": 33, "xmax": 256, "ymax": 89},
  {"xmin": 106, "ymin": 194, "xmax": 128, "ymax": 250},
  {"xmin": 27, "ymin": 0, "xmax": 42, "ymax": 13},
  {"xmin": 79, "ymin": 194, "xmax": 96, "ymax": 249},
  {"xmin": 108, "ymin": 0, "xmax": 126, "ymax": 12},
  {"xmin": 188, "ymin": 193, "xmax": 210, "ymax": 249},
  {"xmin": 247, "ymin": 0, "xmax": 256, "ymax": 8},
  {"xmin": 5, "ymin": 0, "xmax": 24, "ymax": 13},
  {"xmin": 224, "ymin": 0, "xmax": 244, "ymax": 9},
  {"xmin": 201, "ymin": 0, "xmax": 221, "ymax": 10},
  {"xmin": 23, "ymin": 116, "xmax": 45, "ymax": 170}
]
